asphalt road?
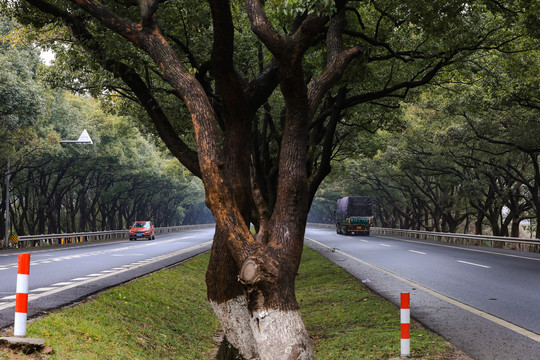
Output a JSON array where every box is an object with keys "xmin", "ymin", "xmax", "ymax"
[
  {"xmin": 305, "ymin": 225, "xmax": 540, "ymax": 360},
  {"xmin": 0, "ymin": 227, "xmax": 214, "ymax": 329}
]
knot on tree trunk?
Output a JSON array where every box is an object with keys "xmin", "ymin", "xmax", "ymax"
[
  {"xmin": 238, "ymin": 258, "xmax": 261, "ymax": 286},
  {"xmin": 238, "ymin": 254, "xmax": 278, "ymax": 287}
]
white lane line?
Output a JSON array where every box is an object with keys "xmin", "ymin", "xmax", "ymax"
[
  {"xmin": 306, "ymin": 236, "xmax": 540, "ymax": 343},
  {"xmin": 0, "ymin": 232, "xmax": 199, "ymax": 260},
  {"xmin": 111, "ymin": 253, "xmax": 144, "ymax": 257},
  {"xmin": 0, "ymin": 234, "xmax": 201, "ymax": 269},
  {"xmin": 0, "ymin": 240, "xmax": 212, "ymax": 311},
  {"xmin": 52, "ymin": 282, "xmax": 74, "ymax": 286},
  {"xmin": 409, "ymin": 250, "xmax": 426, "ymax": 255},
  {"xmin": 377, "ymin": 234, "xmax": 540, "ymax": 262},
  {"xmin": 380, "ymin": 244, "xmax": 391, "ymax": 247},
  {"xmin": 458, "ymin": 260, "xmax": 491, "ymax": 269},
  {"xmin": 360, "ymin": 240, "xmax": 369, "ymax": 243},
  {"xmin": 30, "ymin": 287, "xmax": 57, "ymax": 292}
]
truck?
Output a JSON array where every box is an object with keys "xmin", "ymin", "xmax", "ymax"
[{"xmin": 336, "ymin": 196, "xmax": 373, "ymax": 236}]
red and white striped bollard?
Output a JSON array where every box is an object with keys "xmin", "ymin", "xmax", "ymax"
[
  {"xmin": 400, "ymin": 292, "xmax": 410, "ymax": 358},
  {"xmin": 14, "ymin": 254, "xmax": 31, "ymax": 337}
]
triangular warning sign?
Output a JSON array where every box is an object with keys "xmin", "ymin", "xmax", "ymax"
[{"xmin": 77, "ymin": 129, "xmax": 93, "ymax": 144}]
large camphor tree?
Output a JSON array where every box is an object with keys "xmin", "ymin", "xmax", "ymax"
[{"xmin": 2, "ymin": 0, "xmax": 532, "ymax": 358}]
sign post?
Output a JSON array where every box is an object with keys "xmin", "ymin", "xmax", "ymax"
[
  {"xmin": 401, "ymin": 292, "xmax": 411, "ymax": 358},
  {"xmin": 4, "ymin": 160, "xmax": 10, "ymax": 249},
  {"xmin": 14, "ymin": 254, "xmax": 31, "ymax": 337}
]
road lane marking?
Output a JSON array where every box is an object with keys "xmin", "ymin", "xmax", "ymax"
[
  {"xmin": 111, "ymin": 253, "xmax": 144, "ymax": 257},
  {"xmin": 30, "ymin": 287, "xmax": 56, "ymax": 292},
  {"xmin": 306, "ymin": 236, "xmax": 540, "ymax": 343},
  {"xmin": 457, "ymin": 260, "xmax": 491, "ymax": 268},
  {"xmin": 380, "ymin": 244, "xmax": 391, "ymax": 247},
  {"xmin": 0, "ymin": 233, "xmax": 203, "ymax": 267},
  {"xmin": 0, "ymin": 241, "xmax": 212, "ymax": 311},
  {"xmin": 377, "ymin": 234, "xmax": 540, "ymax": 262},
  {"xmin": 409, "ymin": 250, "xmax": 426, "ymax": 255}
]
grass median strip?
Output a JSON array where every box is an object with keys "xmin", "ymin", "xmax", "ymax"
[{"xmin": 3, "ymin": 247, "xmax": 455, "ymax": 359}]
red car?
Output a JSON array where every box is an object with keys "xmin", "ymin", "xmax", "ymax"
[{"xmin": 129, "ymin": 221, "xmax": 156, "ymax": 240}]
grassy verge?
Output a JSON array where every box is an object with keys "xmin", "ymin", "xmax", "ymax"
[
  {"xmin": 2, "ymin": 247, "xmax": 454, "ymax": 359},
  {"xmin": 297, "ymin": 248, "xmax": 449, "ymax": 359}
]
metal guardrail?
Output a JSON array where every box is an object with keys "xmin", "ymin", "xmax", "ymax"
[
  {"xmin": 16, "ymin": 230, "xmax": 126, "ymax": 247},
  {"xmin": 372, "ymin": 227, "xmax": 540, "ymax": 253},
  {"xmin": 7, "ymin": 224, "xmax": 215, "ymax": 249},
  {"xmin": 307, "ymin": 223, "xmax": 540, "ymax": 253},
  {"xmin": 11, "ymin": 223, "xmax": 539, "ymax": 253}
]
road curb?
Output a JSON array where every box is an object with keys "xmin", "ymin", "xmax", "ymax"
[{"xmin": 0, "ymin": 336, "xmax": 46, "ymax": 354}]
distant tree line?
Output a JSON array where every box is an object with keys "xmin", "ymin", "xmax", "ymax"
[
  {"xmin": 1, "ymin": 20, "xmax": 211, "ymax": 238},
  {"xmin": 1, "ymin": 92, "xmax": 212, "ymax": 237},
  {"xmin": 311, "ymin": 42, "xmax": 540, "ymax": 239},
  {"xmin": 5, "ymin": 144, "xmax": 211, "ymax": 235}
]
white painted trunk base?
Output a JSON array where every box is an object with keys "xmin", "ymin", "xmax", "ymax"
[
  {"xmin": 211, "ymin": 296, "xmax": 258, "ymax": 359},
  {"xmin": 211, "ymin": 296, "xmax": 313, "ymax": 360}
]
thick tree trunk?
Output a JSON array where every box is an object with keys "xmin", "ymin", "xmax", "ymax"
[
  {"xmin": 207, "ymin": 225, "xmax": 313, "ymax": 360},
  {"xmin": 511, "ymin": 219, "xmax": 521, "ymax": 238}
]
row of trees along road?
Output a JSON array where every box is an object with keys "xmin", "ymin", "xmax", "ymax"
[
  {"xmin": 1, "ymin": 18, "xmax": 211, "ymax": 236},
  {"xmin": 312, "ymin": 35, "xmax": 540, "ymax": 240},
  {"xmin": 2, "ymin": 1, "xmax": 539, "ymax": 359}
]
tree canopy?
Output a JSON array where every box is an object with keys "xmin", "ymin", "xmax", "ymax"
[
  {"xmin": 315, "ymin": 39, "xmax": 540, "ymax": 239},
  {"xmin": 1, "ymin": 22, "xmax": 210, "ymax": 237}
]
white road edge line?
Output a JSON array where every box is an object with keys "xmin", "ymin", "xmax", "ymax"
[
  {"xmin": 305, "ymin": 236, "xmax": 540, "ymax": 343},
  {"xmin": 457, "ymin": 260, "xmax": 491, "ymax": 269},
  {"xmin": 0, "ymin": 241, "xmax": 212, "ymax": 311}
]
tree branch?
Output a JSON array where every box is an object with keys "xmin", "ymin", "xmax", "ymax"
[
  {"xmin": 308, "ymin": 9, "xmax": 363, "ymax": 118},
  {"xmin": 140, "ymin": 0, "xmax": 160, "ymax": 28}
]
